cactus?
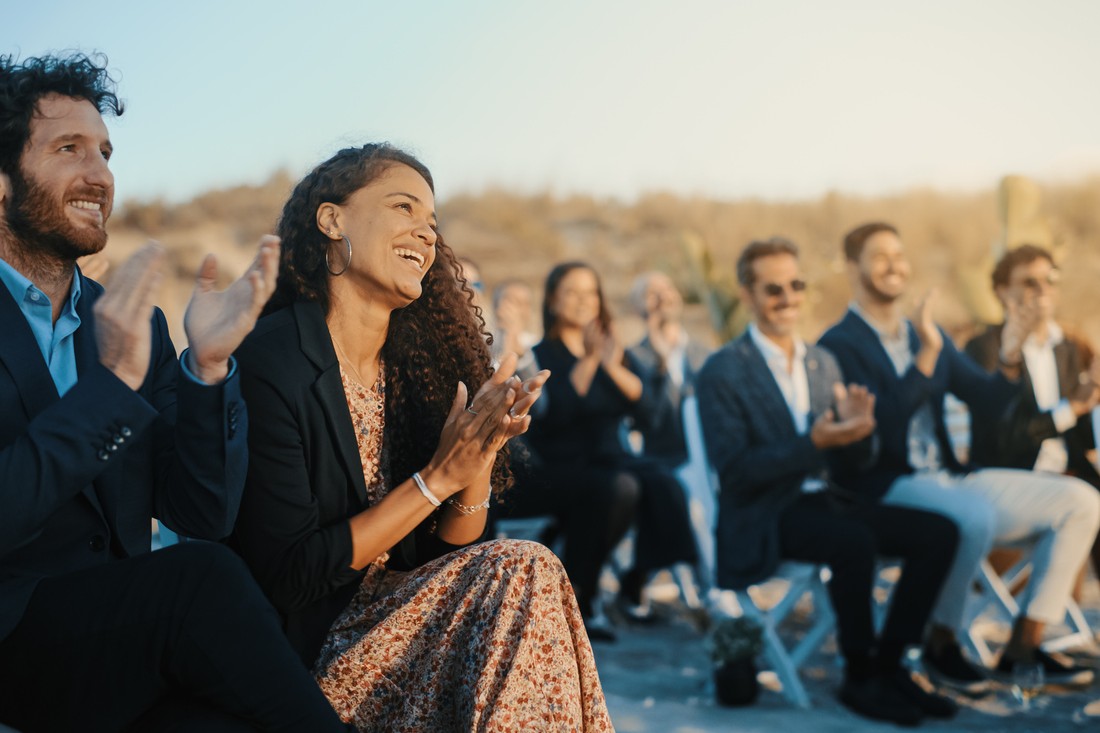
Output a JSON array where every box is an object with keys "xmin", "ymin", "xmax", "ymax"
[{"xmin": 681, "ymin": 230, "xmax": 743, "ymax": 342}]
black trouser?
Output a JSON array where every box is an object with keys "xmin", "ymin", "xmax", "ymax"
[
  {"xmin": 501, "ymin": 455, "xmax": 697, "ymax": 617},
  {"xmin": 0, "ymin": 543, "xmax": 352, "ymax": 733},
  {"xmin": 777, "ymin": 492, "xmax": 959, "ymax": 675}
]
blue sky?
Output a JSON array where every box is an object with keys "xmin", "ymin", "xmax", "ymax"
[{"xmin": 7, "ymin": 0, "xmax": 1100, "ymax": 205}]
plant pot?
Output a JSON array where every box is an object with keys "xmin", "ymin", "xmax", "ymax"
[{"xmin": 714, "ymin": 657, "xmax": 760, "ymax": 707}]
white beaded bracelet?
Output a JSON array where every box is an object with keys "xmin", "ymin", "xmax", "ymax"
[
  {"xmin": 411, "ymin": 471, "xmax": 442, "ymax": 507},
  {"xmin": 446, "ymin": 495, "xmax": 491, "ymax": 516}
]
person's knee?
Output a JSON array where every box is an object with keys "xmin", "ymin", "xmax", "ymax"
[
  {"xmin": 605, "ymin": 472, "xmax": 642, "ymax": 509},
  {"xmin": 922, "ymin": 513, "xmax": 960, "ymax": 563},
  {"xmin": 953, "ymin": 500, "xmax": 997, "ymax": 553},
  {"xmin": 163, "ymin": 543, "xmax": 264, "ymax": 611},
  {"xmin": 827, "ymin": 525, "xmax": 876, "ymax": 570},
  {"xmin": 1072, "ymin": 479, "xmax": 1100, "ymax": 531}
]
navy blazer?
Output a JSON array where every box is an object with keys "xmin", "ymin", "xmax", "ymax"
[
  {"xmin": 818, "ymin": 309, "xmax": 1018, "ymax": 499},
  {"xmin": 966, "ymin": 325, "xmax": 1100, "ymax": 484},
  {"xmin": 696, "ymin": 332, "xmax": 870, "ymax": 589},
  {"xmin": 627, "ymin": 336, "xmax": 711, "ymax": 465},
  {"xmin": 0, "ymin": 270, "xmax": 247, "ymax": 642}
]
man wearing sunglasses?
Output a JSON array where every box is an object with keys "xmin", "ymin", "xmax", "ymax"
[
  {"xmin": 697, "ymin": 238, "xmax": 959, "ymax": 725},
  {"xmin": 819, "ymin": 223, "xmax": 1099, "ymax": 692},
  {"xmin": 965, "ymin": 245, "xmax": 1100, "ymax": 584}
]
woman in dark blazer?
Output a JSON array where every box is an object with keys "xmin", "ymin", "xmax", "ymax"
[
  {"xmin": 231, "ymin": 145, "xmax": 612, "ymax": 732},
  {"xmin": 521, "ymin": 262, "xmax": 698, "ymax": 635}
]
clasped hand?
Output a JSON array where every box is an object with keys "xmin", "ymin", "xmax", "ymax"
[
  {"xmin": 811, "ymin": 383, "xmax": 877, "ymax": 449},
  {"xmin": 423, "ymin": 352, "xmax": 550, "ymax": 497},
  {"xmin": 94, "ymin": 236, "xmax": 281, "ymax": 390}
]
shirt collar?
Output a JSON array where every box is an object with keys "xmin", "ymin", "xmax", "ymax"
[
  {"xmin": 849, "ymin": 301, "xmax": 907, "ymax": 342},
  {"xmin": 1023, "ymin": 320, "xmax": 1064, "ymax": 351},
  {"xmin": 748, "ymin": 322, "xmax": 806, "ymax": 366},
  {"xmin": 0, "ymin": 256, "xmax": 82, "ymax": 314}
]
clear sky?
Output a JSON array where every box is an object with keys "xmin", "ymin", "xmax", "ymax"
[{"xmin": 7, "ymin": 0, "xmax": 1100, "ymax": 205}]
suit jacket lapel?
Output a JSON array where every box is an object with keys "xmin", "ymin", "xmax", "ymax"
[
  {"xmin": 0, "ymin": 282, "xmax": 60, "ymax": 417},
  {"xmin": 1054, "ymin": 339, "xmax": 1077, "ymax": 400},
  {"xmin": 295, "ymin": 302, "xmax": 369, "ymax": 505},
  {"xmin": 735, "ymin": 335, "xmax": 798, "ymax": 439},
  {"xmin": 805, "ymin": 347, "xmax": 833, "ymax": 419}
]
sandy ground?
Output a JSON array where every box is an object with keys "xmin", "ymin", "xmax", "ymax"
[{"xmin": 593, "ymin": 575, "xmax": 1100, "ymax": 732}]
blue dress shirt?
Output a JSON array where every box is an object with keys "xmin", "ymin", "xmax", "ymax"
[{"xmin": 0, "ymin": 257, "xmax": 81, "ymax": 396}]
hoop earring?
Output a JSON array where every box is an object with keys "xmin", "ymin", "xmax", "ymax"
[{"xmin": 326, "ymin": 235, "xmax": 352, "ymax": 276}]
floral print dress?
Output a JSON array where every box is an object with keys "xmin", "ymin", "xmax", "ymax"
[{"xmin": 312, "ymin": 369, "xmax": 615, "ymax": 732}]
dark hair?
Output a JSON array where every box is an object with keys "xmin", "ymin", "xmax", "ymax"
[
  {"xmin": 269, "ymin": 144, "xmax": 434, "ymax": 314},
  {"xmin": 0, "ymin": 52, "xmax": 123, "ymax": 178},
  {"xmin": 271, "ymin": 143, "xmax": 508, "ymax": 495},
  {"xmin": 736, "ymin": 237, "xmax": 800, "ymax": 287},
  {"xmin": 991, "ymin": 244, "xmax": 1056, "ymax": 289},
  {"xmin": 541, "ymin": 261, "xmax": 612, "ymax": 339},
  {"xmin": 843, "ymin": 222, "xmax": 898, "ymax": 262}
]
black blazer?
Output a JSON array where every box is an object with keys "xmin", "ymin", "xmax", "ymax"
[
  {"xmin": 965, "ymin": 325, "xmax": 1100, "ymax": 485},
  {"xmin": 0, "ymin": 271, "xmax": 247, "ymax": 642},
  {"xmin": 525, "ymin": 338, "xmax": 639, "ymax": 465},
  {"xmin": 696, "ymin": 333, "xmax": 870, "ymax": 589},
  {"xmin": 231, "ymin": 302, "xmax": 472, "ymax": 666},
  {"xmin": 627, "ymin": 335, "xmax": 711, "ymax": 465}
]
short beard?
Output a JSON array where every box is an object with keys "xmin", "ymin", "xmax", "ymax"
[
  {"xmin": 859, "ymin": 270, "xmax": 902, "ymax": 305},
  {"xmin": 3, "ymin": 168, "xmax": 107, "ymax": 265}
]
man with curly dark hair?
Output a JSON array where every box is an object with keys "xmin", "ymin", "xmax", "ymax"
[{"xmin": 0, "ymin": 52, "xmax": 353, "ymax": 731}]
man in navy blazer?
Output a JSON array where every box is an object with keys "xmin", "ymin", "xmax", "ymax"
[
  {"xmin": 819, "ymin": 222, "xmax": 1100, "ymax": 691},
  {"xmin": 697, "ymin": 238, "xmax": 958, "ymax": 725},
  {"xmin": 0, "ymin": 53, "xmax": 350, "ymax": 731}
]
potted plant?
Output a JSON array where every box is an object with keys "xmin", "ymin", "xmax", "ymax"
[{"xmin": 709, "ymin": 616, "xmax": 763, "ymax": 707}]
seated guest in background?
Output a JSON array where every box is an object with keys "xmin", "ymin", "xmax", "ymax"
[
  {"xmin": 820, "ymin": 222, "xmax": 1100, "ymax": 690},
  {"xmin": 456, "ymin": 255, "xmax": 493, "ymax": 333},
  {"xmin": 491, "ymin": 278, "xmax": 541, "ymax": 378},
  {"xmin": 523, "ymin": 262, "xmax": 698, "ymax": 638},
  {"xmin": 966, "ymin": 244, "xmax": 1100, "ymax": 583},
  {"xmin": 697, "ymin": 238, "xmax": 959, "ymax": 726},
  {"xmin": 0, "ymin": 52, "xmax": 351, "ymax": 731},
  {"xmin": 627, "ymin": 271, "xmax": 711, "ymax": 467},
  {"xmin": 231, "ymin": 144, "xmax": 612, "ymax": 731}
]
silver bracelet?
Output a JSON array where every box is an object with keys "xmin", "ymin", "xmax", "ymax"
[
  {"xmin": 446, "ymin": 494, "xmax": 491, "ymax": 516},
  {"xmin": 411, "ymin": 471, "xmax": 442, "ymax": 507}
]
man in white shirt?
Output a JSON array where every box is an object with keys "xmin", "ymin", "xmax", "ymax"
[
  {"xmin": 697, "ymin": 238, "xmax": 959, "ymax": 725},
  {"xmin": 965, "ymin": 244, "xmax": 1100, "ymax": 590}
]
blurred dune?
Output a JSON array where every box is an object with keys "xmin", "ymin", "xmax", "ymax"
[{"xmin": 103, "ymin": 173, "xmax": 1100, "ymax": 352}]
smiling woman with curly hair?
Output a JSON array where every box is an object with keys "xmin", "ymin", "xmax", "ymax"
[{"xmin": 230, "ymin": 144, "xmax": 613, "ymax": 732}]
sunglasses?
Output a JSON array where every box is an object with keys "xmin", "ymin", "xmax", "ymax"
[
  {"xmin": 761, "ymin": 279, "xmax": 807, "ymax": 297},
  {"xmin": 1015, "ymin": 272, "xmax": 1060, "ymax": 290}
]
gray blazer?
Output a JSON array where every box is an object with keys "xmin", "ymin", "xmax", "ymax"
[
  {"xmin": 696, "ymin": 332, "xmax": 869, "ymax": 589},
  {"xmin": 628, "ymin": 336, "xmax": 711, "ymax": 464}
]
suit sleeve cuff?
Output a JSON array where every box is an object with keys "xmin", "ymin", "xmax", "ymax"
[
  {"xmin": 1052, "ymin": 400, "xmax": 1077, "ymax": 433},
  {"xmin": 179, "ymin": 349, "xmax": 237, "ymax": 385}
]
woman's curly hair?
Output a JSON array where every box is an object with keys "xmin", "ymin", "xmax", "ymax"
[
  {"xmin": 269, "ymin": 143, "xmax": 510, "ymax": 494},
  {"xmin": 0, "ymin": 51, "xmax": 123, "ymax": 178}
]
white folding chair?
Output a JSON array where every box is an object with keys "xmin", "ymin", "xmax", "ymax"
[
  {"xmin": 962, "ymin": 556, "xmax": 1097, "ymax": 667},
  {"xmin": 689, "ymin": 396, "xmax": 838, "ymax": 708},
  {"xmin": 711, "ymin": 564, "xmax": 836, "ymax": 709}
]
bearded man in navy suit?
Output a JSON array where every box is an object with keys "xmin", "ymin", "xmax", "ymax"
[{"xmin": 0, "ymin": 52, "xmax": 351, "ymax": 732}]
